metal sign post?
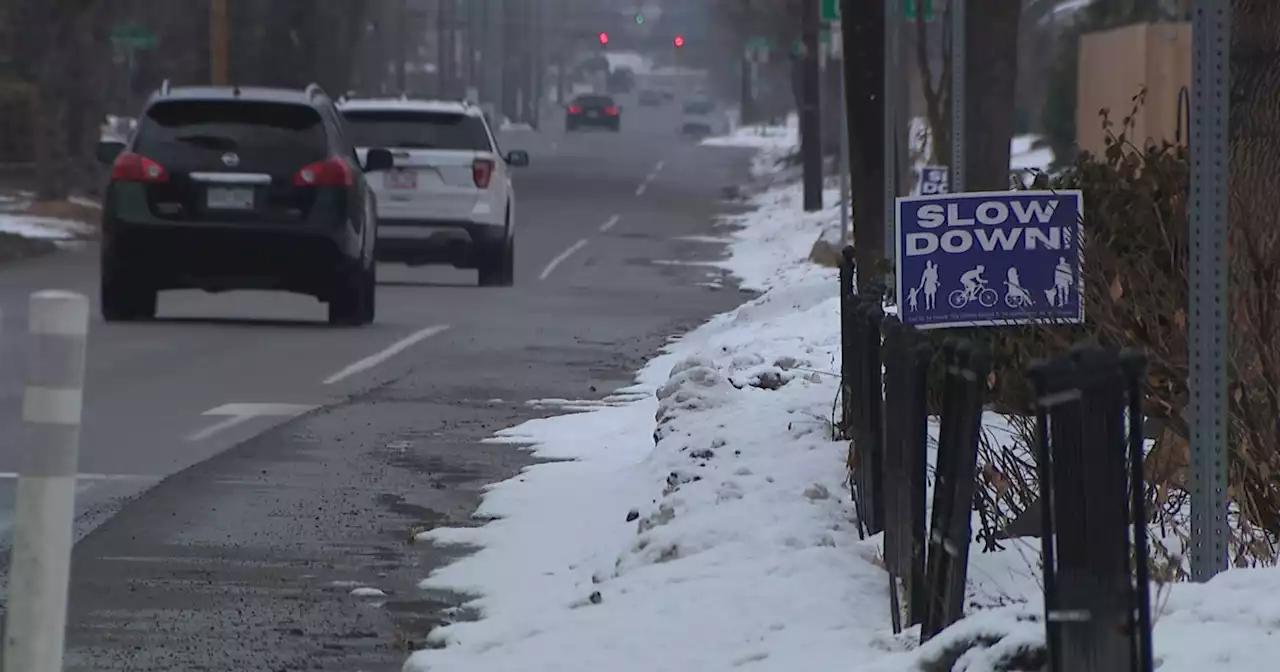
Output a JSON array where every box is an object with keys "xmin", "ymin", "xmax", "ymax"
[
  {"xmin": 834, "ymin": 23, "xmax": 851, "ymax": 247},
  {"xmin": 949, "ymin": 0, "xmax": 965, "ymax": 193},
  {"xmin": 883, "ymin": 0, "xmax": 904, "ymax": 287},
  {"xmin": 1188, "ymin": 0, "xmax": 1230, "ymax": 582}
]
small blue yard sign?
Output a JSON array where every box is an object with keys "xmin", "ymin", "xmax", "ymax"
[
  {"xmin": 895, "ymin": 190, "xmax": 1084, "ymax": 330},
  {"xmin": 918, "ymin": 165, "xmax": 948, "ymax": 195}
]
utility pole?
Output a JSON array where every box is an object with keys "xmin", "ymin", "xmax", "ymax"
[
  {"xmin": 437, "ymin": 0, "xmax": 450, "ymax": 97},
  {"xmin": 950, "ymin": 0, "xmax": 967, "ymax": 193},
  {"xmin": 209, "ymin": 0, "xmax": 229, "ymax": 85},
  {"xmin": 800, "ymin": 0, "xmax": 823, "ymax": 212},
  {"xmin": 883, "ymin": 0, "xmax": 907, "ymax": 284},
  {"xmin": 396, "ymin": 0, "xmax": 408, "ymax": 93},
  {"xmin": 840, "ymin": 0, "xmax": 885, "ymax": 291}
]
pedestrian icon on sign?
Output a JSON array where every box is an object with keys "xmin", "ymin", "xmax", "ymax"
[
  {"xmin": 1004, "ymin": 267, "xmax": 1034, "ymax": 309},
  {"xmin": 1052, "ymin": 256, "xmax": 1073, "ymax": 307}
]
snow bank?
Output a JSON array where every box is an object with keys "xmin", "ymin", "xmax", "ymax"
[
  {"xmin": 0, "ymin": 215, "xmax": 92, "ymax": 241},
  {"xmin": 404, "ymin": 130, "xmax": 1280, "ymax": 672}
]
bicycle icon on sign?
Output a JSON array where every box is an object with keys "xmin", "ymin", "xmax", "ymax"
[{"xmin": 948, "ymin": 281, "xmax": 998, "ymax": 309}]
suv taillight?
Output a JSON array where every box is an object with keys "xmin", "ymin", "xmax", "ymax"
[
  {"xmin": 604, "ymin": 107, "xmax": 619, "ymax": 116},
  {"xmin": 111, "ymin": 152, "xmax": 169, "ymax": 183},
  {"xmin": 568, "ymin": 105, "xmax": 583, "ymax": 114},
  {"xmin": 473, "ymin": 158, "xmax": 495, "ymax": 189},
  {"xmin": 295, "ymin": 157, "xmax": 353, "ymax": 187}
]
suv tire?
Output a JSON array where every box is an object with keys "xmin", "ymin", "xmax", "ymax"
[
  {"xmin": 101, "ymin": 266, "xmax": 157, "ymax": 322},
  {"xmin": 361, "ymin": 262, "xmax": 377, "ymax": 325},
  {"xmin": 478, "ymin": 237, "xmax": 514, "ymax": 287},
  {"xmin": 328, "ymin": 262, "xmax": 372, "ymax": 326}
]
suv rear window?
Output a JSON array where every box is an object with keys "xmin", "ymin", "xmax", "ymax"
[
  {"xmin": 574, "ymin": 96, "xmax": 615, "ymax": 108},
  {"xmin": 340, "ymin": 110, "xmax": 492, "ymax": 151},
  {"xmin": 683, "ymin": 101, "xmax": 715, "ymax": 115},
  {"xmin": 135, "ymin": 101, "xmax": 328, "ymax": 158}
]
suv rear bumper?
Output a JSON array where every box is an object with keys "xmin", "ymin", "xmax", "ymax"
[
  {"xmin": 103, "ymin": 218, "xmax": 363, "ymax": 296},
  {"xmin": 566, "ymin": 115, "xmax": 620, "ymax": 130},
  {"xmin": 376, "ymin": 218, "xmax": 507, "ymax": 268}
]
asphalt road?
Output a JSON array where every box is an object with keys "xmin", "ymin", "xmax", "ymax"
[{"xmin": 0, "ymin": 100, "xmax": 758, "ymax": 670}]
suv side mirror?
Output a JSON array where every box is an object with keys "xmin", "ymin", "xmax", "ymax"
[
  {"xmin": 96, "ymin": 140, "xmax": 125, "ymax": 165},
  {"xmin": 363, "ymin": 147, "xmax": 394, "ymax": 172},
  {"xmin": 505, "ymin": 150, "xmax": 530, "ymax": 167}
]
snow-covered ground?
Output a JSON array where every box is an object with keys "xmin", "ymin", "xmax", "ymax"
[
  {"xmin": 403, "ymin": 122, "xmax": 1280, "ymax": 672},
  {"xmin": 0, "ymin": 191, "xmax": 96, "ymax": 241},
  {"xmin": 0, "ymin": 215, "xmax": 92, "ymax": 241}
]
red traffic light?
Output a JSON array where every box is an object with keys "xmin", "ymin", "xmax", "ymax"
[
  {"xmin": 599, "ymin": 32, "xmax": 609, "ymax": 45},
  {"xmin": 674, "ymin": 35, "xmax": 685, "ymax": 48}
]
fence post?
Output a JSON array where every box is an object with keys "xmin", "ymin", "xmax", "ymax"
[
  {"xmin": 1121, "ymin": 349, "xmax": 1154, "ymax": 672},
  {"xmin": 863, "ymin": 300, "xmax": 885, "ymax": 535},
  {"xmin": 881, "ymin": 316, "xmax": 932, "ymax": 630},
  {"xmin": 1030, "ymin": 344, "xmax": 1152, "ymax": 672},
  {"xmin": 906, "ymin": 337, "xmax": 933, "ymax": 626},
  {"xmin": 839, "ymin": 246, "xmax": 856, "ymax": 436},
  {"xmin": 2, "ymin": 291, "xmax": 91, "ymax": 672},
  {"xmin": 921, "ymin": 339, "xmax": 988, "ymax": 642},
  {"xmin": 849, "ymin": 299, "xmax": 870, "ymax": 537}
]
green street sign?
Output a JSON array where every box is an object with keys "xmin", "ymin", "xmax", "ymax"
[
  {"xmin": 822, "ymin": 0, "xmax": 933, "ymax": 24},
  {"xmin": 821, "ymin": 0, "xmax": 840, "ymax": 22},
  {"xmin": 110, "ymin": 22, "xmax": 156, "ymax": 50},
  {"xmin": 905, "ymin": 0, "xmax": 936, "ymax": 22}
]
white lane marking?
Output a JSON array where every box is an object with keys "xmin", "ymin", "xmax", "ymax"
[
  {"xmin": 636, "ymin": 183, "xmax": 648, "ymax": 196},
  {"xmin": 644, "ymin": 160, "xmax": 666, "ymax": 182},
  {"xmin": 322, "ymin": 325, "xmax": 451, "ymax": 385},
  {"xmin": 539, "ymin": 238, "xmax": 589, "ymax": 281},
  {"xmin": 186, "ymin": 402, "xmax": 318, "ymax": 441},
  {"xmin": 599, "ymin": 214, "xmax": 621, "ymax": 232},
  {"xmin": 0, "ymin": 472, "xmax": 155, "ymax": 481}
]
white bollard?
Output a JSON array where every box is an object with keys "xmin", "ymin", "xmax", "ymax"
[{"xmin": 2, "ymin": 290, "xmax": 90, "ymax": 672}]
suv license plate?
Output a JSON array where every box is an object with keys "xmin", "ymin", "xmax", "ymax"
[
  {"xmin": 384, "ymin": 170, "xmax": 417, "ymax": 190},
  {"xmin": 206, "ymin": 186, "xmax": 254, "ymax": 210}
]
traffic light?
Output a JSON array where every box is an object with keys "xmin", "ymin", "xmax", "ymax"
[
  {"xmin": 674, "ymin": 35, "xmax": 685, "ymax": 48},
  {"xmin": 599, "ymin": 32, "xmax": 609, "ymax": 45},
  {"xmin": 635, "ymin": 13, "xmax": 644, "ymax": 25}
]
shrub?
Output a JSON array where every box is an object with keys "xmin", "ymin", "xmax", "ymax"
[{"xmin": 965, "ymin": 95, "xmax": 1280, "ymax": 567}]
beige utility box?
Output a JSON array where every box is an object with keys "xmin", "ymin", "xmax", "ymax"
[{"xmin": 1076, "ymin": 22, "xmax": 1192, "ymax": 157}]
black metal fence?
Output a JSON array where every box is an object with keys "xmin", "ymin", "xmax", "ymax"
[{"xmin": 838, "ymin": 248, "xmax": 1153, "ymax": 671}]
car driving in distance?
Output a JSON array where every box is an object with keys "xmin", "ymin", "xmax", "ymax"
[
  {"xmin": 565, "ymin": 94, "xmax": 621, "ymax": 132},
  {"xmin": 338, "ymin": 97, "xmax": 528, "ymax": 287},
  {"xmin": 638, "ymin": 89, "xmax": 664, "ymax": 107},
  {"xmin": 95, "ymin": 81, "xmax": 394, "ymax": 326},
  {"xmin": 680, "ymin": 98, "xmax": 723, "ymax": 138}
]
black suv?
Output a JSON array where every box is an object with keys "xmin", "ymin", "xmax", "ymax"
[
  {"xmin": 565, "ymin": 95, "xmax": 621, "ymax": 132},
  {"xmin": 94, "ymin": 82, "xmax": 394, "ymax": 326}
]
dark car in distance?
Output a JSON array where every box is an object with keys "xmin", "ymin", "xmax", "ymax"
[
  {"xmin": 94, "ymin": 81, "xmax": 394, "ymax": 326},
  {"xmin": 565, "ymin": 95, "xmax": 621, "ymax": 132},
  {"xmin": 638, "ymin": 89, "xmax": 664, "ymax": 107}
]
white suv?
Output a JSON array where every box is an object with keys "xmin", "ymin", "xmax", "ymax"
[{"xmin": 337, "ymin": 97, "xmax": 528, "ymax": 286}]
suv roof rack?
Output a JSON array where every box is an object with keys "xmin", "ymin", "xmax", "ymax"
[{"xmin": 305, "ymin": 82, "xmax": 328, "ymax": 102}]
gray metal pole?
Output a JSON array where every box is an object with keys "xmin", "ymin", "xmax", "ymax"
[
  {"xmin": 801, "ymin": 0, "xmax": 824, "ymax": 212},
  {"xmin": 1, "ymin": 291, "xmax": 90, "ymax": 672},
  {"xmin": 838, "ymin": 46, "xmax": 851, "ymax": 247},
  {"xmin": 949, "ymin": 0, "xmax": 966, "ymax": 193},
  {"xmin": 1188, "ymin": 0, "xmax": 1230, "ymax": 582},
  {"xmin": 882, "ymin": 0, "xmax": 899, "ymax": 268},
  {"xmin": 483, "ymin": 0, "xmax": 505, "ymax": 123}
]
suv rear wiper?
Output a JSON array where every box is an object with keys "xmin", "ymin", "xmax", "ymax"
[{"xmin": 174, "ymin": 134, "xmax": 239, "ymax": 150}]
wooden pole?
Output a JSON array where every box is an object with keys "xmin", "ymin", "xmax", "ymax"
[{"xmin": 210, "ymin": 0, "xmax": 229, "ymax": 85}]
